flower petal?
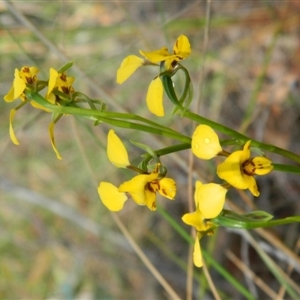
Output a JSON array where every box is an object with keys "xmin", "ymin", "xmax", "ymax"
[
  {"xmin": 158, "ymin": 177, "xmax": 176, "ymax": 200},
  {"xmin": 193, "ymin": 234, "xmax": 203, "ymax": 268},
  {"xmin": 4, "ymin": 86, "xmax": 15, "ymax": 102},
  {"xmin": 13, "ymin": 71, "xmax": 26, "ymax": 100},
  {"xmin": 252, "ymin": 157, "xmax": 273, "ymax": 175},
  {"xmin": 245, "ymin": 176, "xmax": 259, "ymax": 197},
  {"xmin": 116, "ymin": 55, "xmax": 144, "ymax": 84},
  {"xmin": 191, "ymin": 125, "xmax": 222, "ymax": 160},
  {"xmin": 47, "ymin": 68, "xmax": 59, "ymax": 97},
  {"xmin": 119, "ymin": 173, "xmax": 158, "ymax": 206},
  {"xmin": 146, "ymin": 77, "xmax": 164, "ymax": 117},
  {"xmin": 217, "ymin": 150, "xmax": 249, "ymax": 189},
  {"xmin": 182, "ymin": 209, "xmax": 209, "ymax": 232},
  {"xmin": 173, "ymin": 35, "xmax": 191, "ymax": 59},
  {"xmin": 139, "ymin": 47, "xmax": 171, "ymax": 63},
  {"xmin": 98, "ymin": 182, "xmax": 127, "ymax": 211},
  {"xmin": 145, "ymin": 188, "xmax": 157, "ymax": 211},
  {"xmin": 195, "ymin": 182, "xmax": 227, "ymax": 219},
  {"xmin": 107, "ymin": 130, "xmax": 130, "ymax": 168},
  {"xmin": 9, "ymin": 109, "xmax": 20, "ymax": 145},
  {"xmin": 49, "ymin": 121, "xmax": 62, "ymax": 160}
]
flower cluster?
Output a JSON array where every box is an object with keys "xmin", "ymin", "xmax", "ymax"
[
  {"xmin": 116, "ymin": 35, "xmax": 191, "ymax": 117},
  {"xmin": 182, "ymin": 124, "xmax": 273, "ymax": 267},
  {"xmin": 4, "ymin": 65, "xmax": 78, "ymax": 160},
  {"xmin": 98, "ymin": 130, "xmax": 176, "ymax": 211},
  {"xmin": 4, "ymin": 35, "xmax": 282, "ymax": 273}
]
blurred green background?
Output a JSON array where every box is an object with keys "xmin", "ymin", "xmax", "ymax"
[{"xmin": 1, "ymin": 1, "xmax": 300, "ymax": 299}]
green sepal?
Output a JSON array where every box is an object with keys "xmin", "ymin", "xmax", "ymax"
[
  {"xmin": 130, "ymin": 140, "xmax": 159, "ymax": 162},
  {"xmin": 57, "ymin": 61, "xmax": 73, "ymax": 73}
]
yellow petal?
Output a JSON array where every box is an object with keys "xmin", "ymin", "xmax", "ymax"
[
  {"xmin": 241, "ymin": 140, "xmax": 251, "ymax": 162},
  {"xmin": 245, "ymin": 176, "xmax": 260, "ymax": 197},
  {"xmin": 191, "ymin": 125, "xmax": 222, "ymax": 160},
  {"xmin": 182, "ymin": 209, "xmax": 209, "ymax": 232},
  {"xmin": 139, "ymin": 47, "xmax": 171, "ymax": 63},
  {"xmin": 252, "ymin": 157, "xmax": 273, "ymax": 175},
  {"xmin": 158, "ymin": 177, "xmax": 176, "ymax": 199},
  {"xmin": 146, "ymin": 77, "xmax": 164, "ymax": 117},
  {"xmin": 30, "ymin": 100, "xmax": 51, "ymax": 112},
  {"xmin": 98, "ymin": 182, "xmax": 127, "ymax": 211},
  {"xmin": 119, "ymin": 173, "xmax": 158, "ymax": 206},
  {"xmin": 49, "ymin": 122, "xmax": 62, "ymax": 160},
  {"xmin": 193, "ymin": 235, "xmax": 203, "ymax": 268},
  {"xmin": 9, "ymin": 109, "xmax": 20, "ymax": 145},
  {"xmin": 116, "ymin": 55, "xmax": 144, "ymax": 84},
  {"xmin": 47, "ymin": 68, "xmax": 59, "ymax": 97},
  {"xmin": 173, "ymin": 35, "xmax": 191, "ymax": 59},
  {"xmin": 13, "ymin": 73, "xmax": 26, "ymax": 100},
  {"xmin": 28, "ymin": 66, "xmax": 39, "ymax": 77},
  {"xmin": 4, "ymin": 86, "xmax": 15, "ymax": 102},
  {"xmin": 195, "ymin": 182, "xmax": 227, "ymax": 219},
  {"xmin": 145, "ymin": 188, "xmax": 157, "ymax": 211},
  {"xmin": 217, "ymin": 150, "xmax": 249, "ymax": 190},
  {"xmin": 107, "ymin": 130, "xmax": 130, "ymax": 168}
]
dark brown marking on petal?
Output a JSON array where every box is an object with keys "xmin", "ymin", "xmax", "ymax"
[
  {"xmin": 61, "ymin": 86, "xmax": 70, "ymax": 94},
  {"xmin": 60, "ymin": 73, "xmax": 67, "ymax": 82},
  {"xmin": 242, "ymin": 160, "xmax": 256, "ymax": 176}
]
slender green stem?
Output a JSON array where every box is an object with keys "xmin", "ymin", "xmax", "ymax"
[
  {"xmin": 273, "ymin": 163, "xmax": 300, "ymax": 174},
  {"xmin": 214, "ymin": 214, "xmax": 300, "ymax": 230},
  {"xmin": 27, "ymin": 92, "xmax": 191, "ymax": 143}
]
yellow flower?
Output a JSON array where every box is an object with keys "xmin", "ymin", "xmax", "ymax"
[
  {"xmin": 107, "ymin": 129, "xmax": 130, "ymax": 168},
  {"xmin": 98, "ymin": 130, "xmax": 176, "ymax": 211},
  {"xmin": 182, "ymin": 181, "xmax": 226, "ymax": 267},
  {"xmin": 46, "ymin": 68, "xmax": 75, "ymax": 103},
  {"xmin": 4, "ymin": 66, "xmax": 75, "ymax": 160},
  {"xmin": 116, "ymin": 35, "xmax": 191, "ymax": 117},
  {"xmin": 4, "ymin": 66, "xmax": 41, "ymax": 146},
  {"xmin": 119, "ymin": 171, "xmax": 176, "ymax": 211},
  {"xmin": 98, "ymin": 167, "xmax": 176, "ymax": 212},
  {"xmin": 4, "ymin": 66, "xmax": 39, "ymax": 102},
  {"xmin": 46, "ymin": 68, "xmax": 75, "ymax": 160},
  {"xmin": 217, "ymin": 141, "xmax": 273, "ymax": 196},
  {"xmin": 191, "ymin": 125, "xmax": 223, "ymax": 160}
]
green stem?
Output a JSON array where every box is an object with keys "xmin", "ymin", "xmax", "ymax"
[
  {"xmin": 214, "ymin": 215, "xmax": 300, "ymax": 229},
  {"xmin": 27, "ymin": 92, "xmax": 191, "ymax": 143},
  {"xmin": 273, "ymin": 163, "xmax": 300, "ymax": 174}
]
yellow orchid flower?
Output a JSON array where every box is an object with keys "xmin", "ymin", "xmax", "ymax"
[
  {"xmin": 217, "ymin": 141, "xmax": 273, "ymax": 196},
  {"xmin": 182, "ymin": 181, "xmax": 226, "ymax": 267},
  {"xmin": 46, "ymin": 68, "xmax": 75, "ymax": 102},
  {"xmin": 139, "ymin": 34, "xmax": 191, "ymax": 70},
  {"xmin": 4, "ymin": 66, "xmax": 41, "ymax": 145},
  {"xmin": 191, "ymin": 125, "xmax": 223, "ymax": 160},
  {"xmin": 98, "ymin": 167, "xmax": 176, "ymax": 212},
  {"xmin": 119, "ymin": 171, "xmax": 176, "ymax": 211},
  {"xmin": 4, "ymin": 66, "xmax": 75, "ymax": 160},
  {"xmin": 98, "ymin": 130, "xmax": 176, "ymax": 211},
  {"xmin": 116, "ymin": 35, "xmax": 191, "ymax": 117},
  {"xmin": 45, "ymin": 68, "xmax": 75, "ymax": 160},
  {"xmin": 4, "ymin": 66, "xmax": 39, "ymax": 102}
]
